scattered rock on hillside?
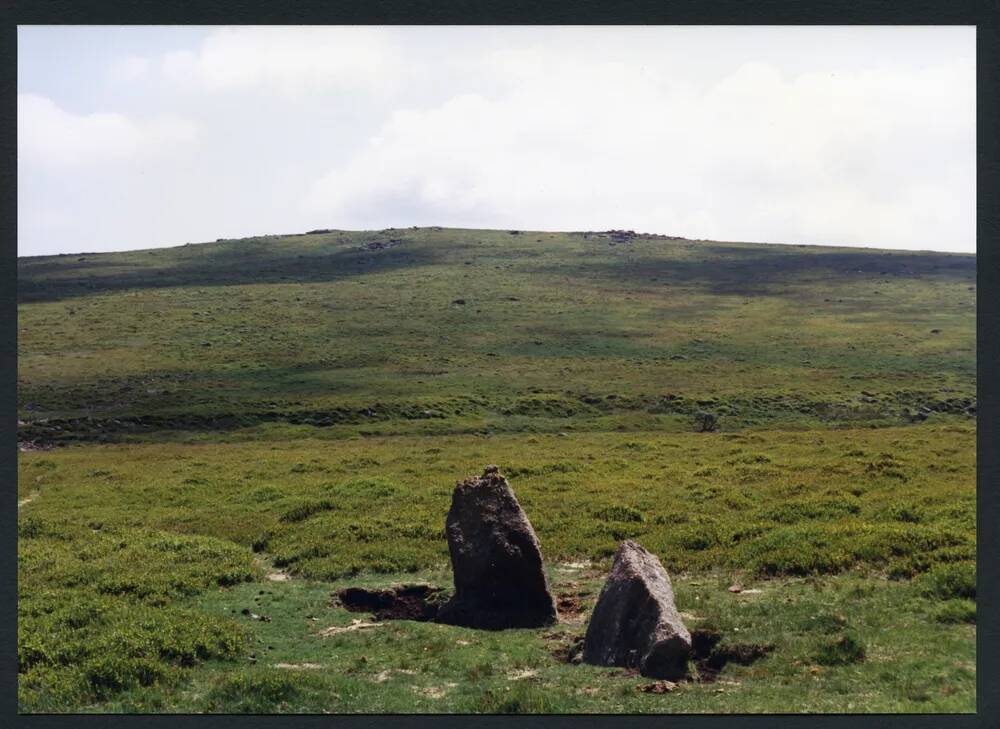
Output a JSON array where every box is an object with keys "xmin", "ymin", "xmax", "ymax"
[
  {"xmin": 361, "ymin": 239, "xmax": 402, "ymax": 251},
  {"xmin": 436, "ymin": 465, "xmax": 558, "ymax": 630},
  {"xmin": 607, "ymin": 229, "xmax": 636, "ymax": 243},
  {"xmin": 240, "ymin": 608, "xmax": 272, "ymax": 623},
  {"xmin": 582, "ymin": 540, "xmax": 691, "ymax": 679}
]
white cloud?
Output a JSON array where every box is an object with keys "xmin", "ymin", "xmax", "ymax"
[
  {"xmin": 303, "ymin": 49, "xmax": 975, "ymax": 250},
  {"xmin": 16, "ymin": 27, "xmax": 975, "ymax": 255},
  {"xmin": 109, "ymin": 55, "xmax": 150, "ymax": 82},
  {"xmin": 161, "ymin": 26, "xmax": 403, "ymax": 96},
  {"xmin": 17, "ymin": 93, "xmax": 198, "ymax": 167}
]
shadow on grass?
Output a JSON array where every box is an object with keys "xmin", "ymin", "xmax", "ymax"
[
  {"xmin": 530, "ymin": 244, "xmax": 975, "ymax": 297},
  {"xmin": 18, "ymin": 238, "xmax": 443, "ymax": 303}
]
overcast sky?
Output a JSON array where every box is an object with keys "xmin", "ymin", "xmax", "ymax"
[{"xmin": 18, "ymin": 26, "xmax": 976, "ymax": 256}]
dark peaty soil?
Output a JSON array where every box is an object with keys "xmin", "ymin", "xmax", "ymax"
[
  {"xmin": 335, "ymin": 584, "xmax": 446, "ymax": 622},
  {"xmin": 689, "ymin": 628, "xmax": 774, "ymax": 682}
]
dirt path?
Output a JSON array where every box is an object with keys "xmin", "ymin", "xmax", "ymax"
[{"xmin": 253, "ymin": 555, "xmax": 291, "ymax": 582}]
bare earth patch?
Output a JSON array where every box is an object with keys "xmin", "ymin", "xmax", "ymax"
[
  {"xmin": 412, "ymin": 684, "xmax": 456, "ymax": 699},
  {"xmin": 18, "ymin": 491, "xmax": 39, "ymax": 509},
  {"xmin": 639, "ymin": 680, "xmax": 678, "ymax": 694},
  {"xmin": 556, "ymin": 591, "xmax": 589, "ymax": 625},
  {"xmin": 317, "ymin": 619, "xmax": 384, "ymax": 637},
  {"xmin": 507, "ymin": 668, "xmax": 539, "ymax": 681},
  {"xmin": 253, "ymin": 555, "xmax": 292, "ymax": 583},
  {"xmin": 373, "ymin": 668, "xmax": 417, "ymax": 683}
]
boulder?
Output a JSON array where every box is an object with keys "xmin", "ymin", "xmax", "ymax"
[
  {"xmin": 436, "ymin": 465, "xmax": 557, "ymax": 630},
  {"xmin": 583, "ymin": 540, "xmax": 691, "ymax": 679}
]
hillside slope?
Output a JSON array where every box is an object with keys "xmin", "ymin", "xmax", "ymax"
[{"xmin": 17, "ymin": 227, "xmax": 976, "ymax": 444}]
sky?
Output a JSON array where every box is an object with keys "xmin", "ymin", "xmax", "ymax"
[{"xmin": 17, "ymin": 25, "xmax": 976, "ymax": 256}]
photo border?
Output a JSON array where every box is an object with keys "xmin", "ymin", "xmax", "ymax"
[{"xmin": 2, "ymin": 1, "xmax": 996, "ymax": 727}]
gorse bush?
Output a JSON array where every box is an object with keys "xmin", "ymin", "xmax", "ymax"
[
  {"xmin": 762, "ymin": 497, "xmax": 860, "ymax": 524},
  {"xmin": 915, "ymin": 562, "xmax": 976, "ymax": 600},
  {"xmin": 204, "ymin": 669, "xmax": 312, "ymax": 712},
  {"xmin": 82, "ymin": 655, "xmax": 172, "ymax": 698},
  {"xmin": 813, "ymin": 633, "xmax": 866, "ymax": 666},
  {"xmin": 466, "ymin": 684, "xmax": 571, "ymax": 714},
  {"xmin": 932, "ymin": 599, "xmax": 976, "ymax": 624},
  {"xmin": 592, "ymin": 505, "xmax": 644, "ymax": 523},
  {"xmin": 671, "ymin": 525, "xmax": 719, "ymax": 552},
  {"xmin": 328, "ymin": 477, "xmax": 399, "ymax": 499},
  {"xmin": 18, "ymin": 515, "xmax": 45, "ymax": 539},
  {"xmin": 506, "ymin": 461, "xmax": 580, "ymax": 478},
  {"xmin": 279, "ymin": 499, "xmax": 337, "ymax": 523},
  {"xmin": 18, "ymin": 521, "xmax": 252, "ymax": 709}
]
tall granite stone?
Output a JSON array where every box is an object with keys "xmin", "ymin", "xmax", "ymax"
[
  {"xmin": 436, "ymin": 465, "xmax": 558, "ymax": 630},
  {"xmin": 583, "ymin": 540, "xmax": 691, "ymax": 679}
]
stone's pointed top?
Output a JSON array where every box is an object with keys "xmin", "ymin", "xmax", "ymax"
[
  {"xmin": 611, "ymin": 540, "xmax": 665, "ymax": 581},
  {"xmin": 457, "ymin": 464, "xmax": 506, "ymax": 489}
]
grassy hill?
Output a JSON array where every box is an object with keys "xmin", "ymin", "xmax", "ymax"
[
  {"xmin": 17, "ymin": 228, "xmax": 976, "ymax": 713},
  {"xmin": 18, "ymin": 227, "xmax": 975, "ymax": 440}
]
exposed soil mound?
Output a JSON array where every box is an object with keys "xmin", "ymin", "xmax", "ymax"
[
  {"xmin": 546, "ymin": 632, "xmax": 585, "ymax": 664},
  {"xmin": 335, "ymin": 584, "xmax": 445, "ymax": 622},
  {"xmin": 557, "ymin": 593, "xmax": 584, "ymax": 614},
  {"xmin": 556, "ymin": 590, "xmax": 590, "ymax": 625}
]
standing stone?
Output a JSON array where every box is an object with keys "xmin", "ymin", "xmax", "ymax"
[
  {"xmin": 583, "ymin": 540, "xmax": 691, "ymax": 679},
  {"xmin": 436, "ymin": 465, "xmax": 557, "ymax": 630}
]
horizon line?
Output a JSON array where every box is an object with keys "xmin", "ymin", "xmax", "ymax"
[{"xmin": 16, "ymin": 225, "xmax": 977, "ymax": 260}]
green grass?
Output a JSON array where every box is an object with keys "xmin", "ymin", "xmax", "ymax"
[
  {"xmin": 26, "ymin": 567, "xmax": 975, "ymax": 713},
  {"xmin": 18, "ymin": 228, "xmax": 974, "ymax": 439},
  {"xmin": 17, "ymin": 227, "xmax": 975, "ymax": 712},
  {"xmin": 17, "ymin": 425, "xmax": 974, "ymax": 581}
]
